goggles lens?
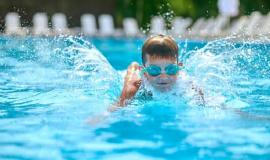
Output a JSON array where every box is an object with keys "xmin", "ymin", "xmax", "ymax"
[
  {"xmin": 143, "ymin": 64, "xmax": 181, "ymax": 77},
  {"xmin": 165, "ymin": 64, "xmax": 180, "ymax": 75}
]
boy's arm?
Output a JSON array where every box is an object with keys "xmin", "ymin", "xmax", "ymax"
[
  {"xmin": 108, "ymin": 62, "xmax": 142, "ymax": 111},
  {"xmin": 88, "ymin": 62, "xmax": 142, "ymax": 125}
]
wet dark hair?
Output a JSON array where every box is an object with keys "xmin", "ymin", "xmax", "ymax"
[{"xmin": 142, "ymin": 35, "xmax": 179, "ymax": 65}]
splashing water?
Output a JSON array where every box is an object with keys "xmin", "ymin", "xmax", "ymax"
[
  {"xmin": 0, "ymin": 36, "xmax": 269, "ymax": 160},
  {"xmin": 180, "ymin": 36, "xmax": 270, "ymax": 108},
  {"xmin": 0, "ymin": 36, "xmax": 121, "ymax": 117}
]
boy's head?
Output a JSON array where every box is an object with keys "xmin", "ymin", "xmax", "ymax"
[
  {"xmin": 141, "ymin": 35, "xmax": 180, "ymax": 91},
  {"xmin": 142, "ymin": 35, "xmax": 178, "ymax": 65}
]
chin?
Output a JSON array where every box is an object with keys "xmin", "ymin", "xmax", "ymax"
[{"xmin": 153, "ymin": 84, "xmax": 172, "ymax": 92}]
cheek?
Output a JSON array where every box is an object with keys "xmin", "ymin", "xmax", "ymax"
[
  {"xmin": 170, "ymin": 75, "xmax": 177, "ymax": 80},
  {"xmin": 145, "ymin": 74, "xmax": 161, "ymax": 84},
  {"xmin": 171, "ymin": 77, "xmax": 177, "ymax": 83},
  {"xmin": 167, "ymin": 75, "xmax": 177, "ymax": 83},
  {"xmin": 172, "ymin": 75, "xmax": 178, "ymax": 80}
]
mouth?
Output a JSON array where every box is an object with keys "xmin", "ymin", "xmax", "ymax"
[
  {"xmin": 154, "ymin": 82, "xmax": 172, "ymax": 91},
  {"xmin": 156, "ymin": 82, "xmax": 169, "ymax": 86}
]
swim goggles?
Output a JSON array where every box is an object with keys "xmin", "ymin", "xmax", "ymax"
[{"xmin": 141, "ymin": 64, "xmax": 182, "ymax": 77}]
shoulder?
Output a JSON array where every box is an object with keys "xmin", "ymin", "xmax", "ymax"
[{"xmin": 178, "ymin": 71, "xmax": 191, "ymax": 85}]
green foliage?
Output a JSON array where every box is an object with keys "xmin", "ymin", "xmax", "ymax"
[
  {"xmin": 116, "ymin": 0, "xmax": 218, "ymax": 30},
  {"xmin": 239, "ymin": 0, "xmax": 270, "ymax": 15},
  {"xmin": 116, "ymin": 0, "xmax": 174, "ymax": 29},
  {"xmin": 116, "ymin": 0, "xmax": 270, "ymax": 30}
]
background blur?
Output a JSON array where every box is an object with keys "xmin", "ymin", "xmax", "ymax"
[{"xmin": 0, "ymin": 0, "xmax": 270, "ymax": 31}]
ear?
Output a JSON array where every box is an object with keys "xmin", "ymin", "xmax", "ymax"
[
  {"xmin": 138, "ymin": 65, "xmax": 143, "ymax": 71},
  {"xmin": 144, "ymin": 72, "xmax": 150, "ymax": 79},
  {"xmin": 138, "ymin": 65, "xmax": 147, "ymax": 77},
  {"xmin": 144, "ymin": 72, "xmax": 148, "ymax": 76},
  {"xmin": 178, "ymin": 62, "xmax": 183, "ymax": 67}
]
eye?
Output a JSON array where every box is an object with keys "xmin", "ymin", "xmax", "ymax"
[
  {"xmin": 165, "ymin": 64, "xmax": 179, "ymax": 75},
  {"xmin": 147, "ymin": 65, "xmax": 161, "ymax": 76}
]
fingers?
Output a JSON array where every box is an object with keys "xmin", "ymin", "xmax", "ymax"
[
  {"xmin": 126, "ymin": 62, "xmax": 141, "ymax": 78},
  {"xmin": 128, "ymin": 62, "xmax": 140, "ymax": 72},
  {"xmin": 124, "ymin": 62, "xmax": 142, "ymax": 89},
  {"xmin": 134, "ymin": 79, "xmax": 142, "ymax": 87}
]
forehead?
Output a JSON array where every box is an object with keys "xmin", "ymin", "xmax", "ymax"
[{"xmin": 145, "ymin": 55, "xmax": 177, "ymax": 65}]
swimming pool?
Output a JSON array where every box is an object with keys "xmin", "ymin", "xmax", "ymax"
[{"xmin": 0, "ymin": 36, "xmax": 269, "ymax": 160}]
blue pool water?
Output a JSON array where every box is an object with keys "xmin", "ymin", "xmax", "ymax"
[{"xmin": 0, "ymin": 36, "xmax": 269, "ymax": 160}]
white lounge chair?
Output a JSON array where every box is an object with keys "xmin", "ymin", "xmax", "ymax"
[
  {"xmin": 32, "ymin": 12, "xmax": 50, "ymax": 35},
  {"xmin": 199, "ymin": 17, "xmax": 216, "ymax": 37},
  {"xmin": 198, "ymin": 16, "xmax": 230, "ymax": 38},
  {"xmin": 228, "ymin": 16, "xmax": 248, "ymax": 35},
  {"xmin": 4, "ymin": 12, "xmax": 26, "ymax": 35},
  {"xmin": 245, "ymin": 11, "xmax": 263, "ymax": 36},
  {"xmin": 218, "ymin": 0, "xmax": 239, "ymax": 17},
  {"xmin": 188, "ymin": 18, "xmax": 206, "ymax": 37},
  {"xmin": 80, "ymin": 14, "xmax": 97, "ymax": 36},
  {"xmin": 261, "ymin": 12, "xmax": 270, "ymax": 35},
  {"xmin": 171, "ymin": 17, "xmax": 192, "ymax": 36},
  {"xmin": 98, "ymin": 14, "xmax": 115, "ymax": 36},
  {"xmin": 52, "ymin": 13, "xmax": 69, "ymax": 35},
  {"xmin": 211, "ymin": 15, "xmax": 230, "ymax": 36},
  {"xmin": 123, "ymin": 17, "xmax": 140, "ymax": 37},
  {"xmin": 150, "ymin": 16, "xmax": 166, "ymax": 35}
]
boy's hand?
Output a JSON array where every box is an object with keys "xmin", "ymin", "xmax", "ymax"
[{"xmin": 118, "ymin": 62, "xmax": 142, "ymax": 106}]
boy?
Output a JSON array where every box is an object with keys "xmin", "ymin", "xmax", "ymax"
[{"xmin": 111, "ymin": 34, "xmax": 204, "ymax": 110}]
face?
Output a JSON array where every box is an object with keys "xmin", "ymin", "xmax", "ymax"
[{"xmin": 143, "ymin": 55, "xmax": 179, "ymax": 92}]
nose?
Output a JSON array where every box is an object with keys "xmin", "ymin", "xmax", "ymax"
[{"xmin": 159, "ymin": 73, "xmax": 168, "ymax": 78}]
